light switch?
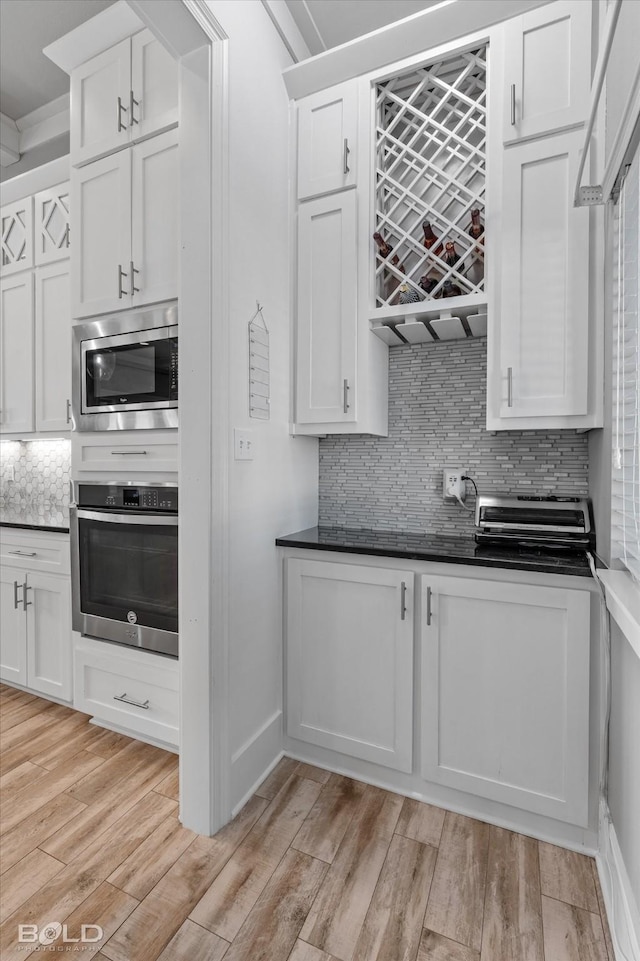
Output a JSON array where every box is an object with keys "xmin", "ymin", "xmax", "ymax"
[{"xmin": 234, "ymin": 428, "xmax": 254, "ymax": 461}]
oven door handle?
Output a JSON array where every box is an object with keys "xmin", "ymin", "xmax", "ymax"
[{"xmin": 75, "ymin": 509, "xmax": 178, "ymax": 526}]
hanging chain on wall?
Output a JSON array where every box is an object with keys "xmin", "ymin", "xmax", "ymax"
[{"xmin": 248, "ymin": 301, "xmax": 270, "ymax": 420}]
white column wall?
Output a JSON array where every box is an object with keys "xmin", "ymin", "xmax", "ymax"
[{"xmin": 207, "ymin": 0, "xmax": 318, "ymax": 809}]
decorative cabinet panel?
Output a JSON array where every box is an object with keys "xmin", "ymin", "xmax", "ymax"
[
  {"xmin": 490, "ymin": 130, "xmax": 589, "ymax": 425},
  {"xmin": 295, "ymin": 191, "xmax": 358, "ymax": 426},
  {"xmin": 34, "ymin": 183, "xmax": 71, "ymax": 266},
  {"xmin": 297, "ymin": 81, "xmax": 358, "ymax": 200},
  {"xmin": 72, "ymin": 430, "xmax": 178, "ymax": 476},
  {"xmin": 71, "ymin": 29, "xmax": 178, "ymax": 167},
  {"xmin": 285, "ymin": 558, "xmax": 414, "ymax": 773},
  {"xmin": 1, "ymin": 197, "xmax": 33, "ymax": 276},
  {"xmin": 503, "ymin": 0, "xmax": 591, "ymax": 144},
  {"xmin": 72, "ymin": 128, "xmax": 178, "ymax": 317},
  {"xmin": 421, "ymin": 574, "xmax": 590, "ymax": 826},
  {"xmin": 1, "ymin": 531, "xmax": 72, "ymax": 702},
  {"xmin": 74, "ymin": 636, "xmax": 179, "ymax": 748},
  {"xmin": 35, "ymin": 262, "xmax": 72, "ymax": 432},
  {"xmin": 0, "ymin": 273, "xmax": 34, "ymax": 435}
]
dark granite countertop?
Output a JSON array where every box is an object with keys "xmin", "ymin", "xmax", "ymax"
[
  {"xmin": 0, "ymin": 504, "xmax": 70, "ymax": 534},
  {"xmin": 276, "ymin": 526, "xmax": 593, "ymax": 578}
]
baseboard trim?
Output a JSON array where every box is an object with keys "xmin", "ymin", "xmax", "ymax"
[
  {"xmin": 87, "ymin": 717, "xmax": 179, "ymax": 755},
  {"xmin": 230, "ymin": 710, "xmax": 283, "ymax": 815},
  {"xmin": 597, "ymin": 800, "xmax": 640, "ymax": 961}
]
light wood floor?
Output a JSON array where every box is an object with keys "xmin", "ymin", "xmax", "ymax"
[{"xmin": 0, "ymin": 685, "xmax": 614, "ymax": 961}]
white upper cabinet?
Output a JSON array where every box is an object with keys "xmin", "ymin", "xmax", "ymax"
[
  {"xmin": 71, "ymin": 29, "xmax": 178, "ymax": 167},
  {"xmin": 503, "ymin": 0, "xmax": 591, "ymax": 144},
  {"xmin": 297, "ymin": 80, "xmax": 358, "ymax": 200},
  {"xmin": 71, "ymin": 38, "xmax": 131, "ymax": 165},
  {"xmin": 35, "ymin": 262, "xmax": 71, "ymax": 433},
  {"xmin": 0, "ymin": 273, "xmax": 34, "ymax": 435},
  {"xmin": 71, "ymin": 128, "xmax": 177, "ymax": 317},
  {"xmin": 1, "ymin": 197, "xmax": 33, "ymax": 276},
  {"xmin": 295, "ymin": 191, "xmax": 358, "ymax": 425},
  {"xmin": 34, "ymin": 183, "xmax": 71, "ymax": 266},
  {"xmin": 492, "ymin": 129, "xmax": 589, "ymax": 423},
  {"xmin": 71, "ymin": 150, "xmax": 131, "ymax": 317}
]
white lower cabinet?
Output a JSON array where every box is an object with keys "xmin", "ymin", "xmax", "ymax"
[
  {"xmin": 0, "ymin": 530, "xmax": 72, "ymax": 702},
  {"xmin": 420, "ymin": 574, "xmax": 591, "ymax": 826},
  {"xmin": 286, "ymin": 558, "xmax": 414, "ymax": 773},
  {"xmin": 74, "ymin": 636, "xmax": 179, "ymax": 749}
]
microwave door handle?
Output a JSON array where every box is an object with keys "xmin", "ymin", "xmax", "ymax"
[{"xmin": 75, "ymin": 510, "xmax": 178, "ymax": 526}]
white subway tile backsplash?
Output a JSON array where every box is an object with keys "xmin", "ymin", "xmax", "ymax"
[{"xmin": 319, "ymin": 338, "xmax": 589, "ymax": 536}]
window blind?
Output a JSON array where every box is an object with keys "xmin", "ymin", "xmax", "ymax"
[{"xmin": 611, "ymin": 145, "xmax": 640, "ymax": 581}]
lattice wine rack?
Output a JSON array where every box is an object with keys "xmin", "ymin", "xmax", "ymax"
[{"xmin": 372, "ymin": 46, "xmax": 487, "ymax": 344}]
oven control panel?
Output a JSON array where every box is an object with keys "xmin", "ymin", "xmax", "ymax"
[{"xmin": 76, "ymin": 484, "xmax": 178, "ymax": 513}]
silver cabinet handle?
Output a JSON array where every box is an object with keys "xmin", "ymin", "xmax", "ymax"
[
  {"xmin": 400, "ymin": 581, "xmax": 407, "ymax": 621},
  {"xmin": 66, "ymin": 399, "xmax": 71, "ymax": 424},
  {"xmin": 22, "ymin": 583, "xmax": 32, "ymax": 608},
  {"xmin": 425, "ymin": 586, "xmax": 432, "ymax": 626},
  {"xmin": 111, "ymin": 450, "xmax": 147, "ymax": 456},
  {"xmin": 8, "ymin": 550, "xmax": 37, "ymax": 557},
  {"xmin": 117, "ymin": 96, "xmax": 128, "ymax": 132},
  {"xmin": 343, "ymin": 138, "xmax": 350, "ymax": 175},
  {"xmin": 130, "ymin": 90, "xmax": 139, "ymax": 126},
  {"xmin": 343, "ymin": 379, "xmax": 350, "ymax": 414},
  {"xmin": 510, "ymin": 84, "xmax": 516, "ymax": 126},
  {"xmin": 118, "ymin": 264, "xmax": 128, "ymax": 299},
  {"xmin": 114, "ymin": 693, "xmax": 150, "ymax": 710},
  {"xmin": 13, "ymin": 581, "xmax": 21, "ymax": 610},
  {"xmin": 507, "ymin": 367, "xmax": 513, "ymax": 408},
  {"xmin": 130, "ymin": 261, "xmax": 140, "ymax": 295}
]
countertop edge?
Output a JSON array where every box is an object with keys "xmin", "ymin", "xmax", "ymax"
[{"xmin": 1, "ymin": 520, "xmax": 70, "ymax": 534}]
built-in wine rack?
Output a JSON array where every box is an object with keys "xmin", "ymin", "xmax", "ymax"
[{"xmin": 372, "ymin": 45, "xmax": 487, "ymax": 342}]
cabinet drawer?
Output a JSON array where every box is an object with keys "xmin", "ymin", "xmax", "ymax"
[
  {"xmin": 74, "ymin": 638, "xmax": 178, "ymax": 747},
  {"xmin": 0, "ymin": 529, "xmax": 70, "ymax": 575},
  {"xmin": 72, "ymin": 431, "xmax": 178, "ymax": 475}
]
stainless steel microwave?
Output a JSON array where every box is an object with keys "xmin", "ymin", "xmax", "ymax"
[{"xmin": 72, "ymin": 303, "xmax": 178, "ymax": 431}]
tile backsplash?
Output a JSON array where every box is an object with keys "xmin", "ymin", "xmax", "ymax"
[
  {"xmin": 319, "ymin": 338, "xmax": 589, "ymax": 537},
  {"xmin": 0, "ymin": 439, "xmax": 71, "ymax": 509}
]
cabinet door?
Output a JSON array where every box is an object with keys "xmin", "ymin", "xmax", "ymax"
[
  {"xmin": 498, "ymin": 130, "xmax": 589, "ymax": 419},
  {"xmin": 25, "ymin": 572, "xmax": 72, "ymax": 702},
  {"xmin": 296, "ymin": 191, "xmax": 357, "ymax": 425},
  {"xmin": 71, "ymin": 150, "xmax": 132, "ymax": 318},
  {"xmin": 131, "ymin": 29, "xmax": 179, "ymax": 142},
  {"xmin": 421, "ymin": 575, "xmax": 590, "ymax": 825},
  {"xmin": 286, "ymin": 558, "xmax": 413, "ymax": 772},
  {"xmin": 0, "ymin": 568, "xmax": 27, "ymax": 686},
  {"xmin": 71, "ymin": 38, "xmax": 131, "ymax": 165},
  {"xmin": 35, "ymin": 263, "xmax": 71, "ymax": 432},
  {"xmin": 0, "ymin": 273, "xmax": 34, "ymax": 435},
  {"xmin": 297, "ymin": 81, "xmax": 358, "ymax": 200},
  {"xmin": 503, "ymin": 0, "xmax": 591, "ymax": 143},
  {"xmin": 1, "ymin": 197, "xmax": 33, "ymax": 276},
  {"xmin": 131, "ymin": 129, "xmax": 179, "ymax": 307},
  {"xmin": 34, "ymin": 183, "xmax": 71, "ymax": 266}
]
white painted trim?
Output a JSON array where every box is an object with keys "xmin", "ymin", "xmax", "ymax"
[
  {"xmin": 599, "ymin": 570, "xmax": 640, "ymax": 660},
  {"xmin": 230, "ymin": 711, "xmax": 284, "ymax": 815},
  {"xmin": 282, "ymin": 0, "xmax": 553, "ymax": 100},
  {"xmin": 88, "ymin": 717, "xmax": 179, "ymax": 755},
  {"xmin": 597, "ymin": 800, "xmax": 640, "ymax": 961},
  {"xmin": 602, "ymin": 56, "xmax": 640, "ymax": 201},
  {"xmin": 0, "ymin": 156, "xmax": 70, "ymax": 204},
  {"xmin": 0, "ymin": 113, "xmax": 20, "ymax": 166},
  {"xmin": 43, "ymin": 0, "xmax": 144, "ymax": 73},
  {"xmin": 18, "ymin": 103, "xmax": 70, "ymax": 156},
  {"xmin": 15, "ymin": 94, "xmax": 69, "ymax": 134},
  {"xmin": 260, "ymin": 0, "xmax": 311, "ymax": 63}
]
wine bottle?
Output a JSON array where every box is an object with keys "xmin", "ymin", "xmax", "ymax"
[
  {"xmin": 422, "ymin": 221, "xmax": 438, "ymax": 249},
  {"xmin": 418, "ymin": 273, "xmax": 438, "ymax": 295},
  {"xmin": 442, "ymin": 279, "xmax": 462, "ymax": 298},
  {"xmin": 398, "ymin": 283, "xmax": 421, "ymax": 304},
  {"xmin": 444, "ymin": 241, "xmax": 460, "ymax": 268},
  {"xmin": 468, "ymin": 208, "xmax": 484, "ymax": 243},
  {"xmin": 373, "ymin": 232, "xmax": 394, "ymax": 259}
]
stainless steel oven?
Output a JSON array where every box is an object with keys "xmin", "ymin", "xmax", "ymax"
[
  {"xmin": 72, "ymin": 303, "xmax": 178, "ymax": 431},
  {"xmin": 71, "ymin": 482, "xmax": 178, "ymax": 658}
]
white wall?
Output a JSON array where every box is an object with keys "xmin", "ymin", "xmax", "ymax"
[{"xmin": 207, "ymin": 0, "xmax": 318, "ymax": 809}]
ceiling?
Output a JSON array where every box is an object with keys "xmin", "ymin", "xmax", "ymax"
[
  {"xmin": 0, "ymin": 0, "xmax": 444, "ymax": 124},
  {"xmin": 284, "ymin": 0, "xmax": 444, "ymax": 56},
  {"xmin": 0, "ymin": 0, "xmax": 114, "ymax": 121}
]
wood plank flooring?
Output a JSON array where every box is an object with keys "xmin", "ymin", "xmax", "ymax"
[{"xmin": 0, "ymin": 685, "xmax": 613, "ymax": 961}]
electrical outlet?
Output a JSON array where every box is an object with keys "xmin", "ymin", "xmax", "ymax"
[
  {"xmin": 234, "ymin": 428, "xmax": 254, "ymax": 461},
  {"xmin": 443, "ymin": 468, "xmax": 466, "ymax": 502}
]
